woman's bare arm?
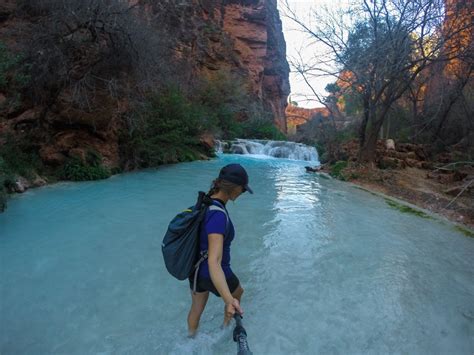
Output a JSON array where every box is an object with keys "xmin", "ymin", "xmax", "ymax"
[{"xmin": 207, "ymin": 233, "xmax": 233, "ymax": 304}]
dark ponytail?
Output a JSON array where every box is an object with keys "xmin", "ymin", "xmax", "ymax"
[
  {"xmin": 206, "ymin": 178, "xmax": 240, "ymax": 197},
  {"xmin": 207, "ymin": 179, "xmax": 220, "ymax": 197}
]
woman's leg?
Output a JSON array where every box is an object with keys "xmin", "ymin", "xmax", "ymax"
[{"xmin": 187, "ymin": 290, "xmax": 209, "ymax": 337}]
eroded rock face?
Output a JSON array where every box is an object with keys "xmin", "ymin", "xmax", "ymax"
[
  {"xmin": 0, "ymin": 0, "xmax": 290, "ymax": 172},
  {"xmin": 221, "ymin": 0, "xmax": 290, "ymax": 130},
  {"xmin": 140, "ymin": 0, "xmax": 290, "ymax": 130}
]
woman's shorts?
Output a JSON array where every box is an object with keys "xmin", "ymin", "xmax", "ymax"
[{"xmin": 189, "ymin": 273, "xmax": 240, "ymax": 297}]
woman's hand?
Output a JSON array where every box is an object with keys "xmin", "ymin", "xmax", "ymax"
[{"xmin": 224, "ymin": 298, "xmax": 243, "ymax": 326}]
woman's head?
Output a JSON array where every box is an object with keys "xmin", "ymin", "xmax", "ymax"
[
  {"xmin": 207, "ymin": 178, "xmax": 243, "ymax": 201},
  {"xmin": 207, "ymin": 164, "xmax": 253, "ymax": 201}
]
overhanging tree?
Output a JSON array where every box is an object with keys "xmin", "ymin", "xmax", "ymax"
[{"xmin": 282, "ymin": 0, "xmax": 473, "ymax": 163}]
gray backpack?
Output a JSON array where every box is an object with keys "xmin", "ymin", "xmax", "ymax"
[{"xmin": 161, "ymin": 192, "xmax": 229, "ymax": 283}]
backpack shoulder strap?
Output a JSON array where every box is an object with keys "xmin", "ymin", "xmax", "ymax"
[
  {"xmin": 207, "ymin": 205, "xmax": 230, "ymax": 237},
  {"xmin": 208, "ymin": 205, "xmax": 228, "ymax": 220}
]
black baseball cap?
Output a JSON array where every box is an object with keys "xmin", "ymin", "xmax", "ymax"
[{"xmin": 218, "ymin": 163, "xmax": 253, "ymax": 194}]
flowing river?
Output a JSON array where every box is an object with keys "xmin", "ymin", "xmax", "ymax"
[{"xmin": 1, "ymin": 154, "xmax": 473, "ymax": 354}]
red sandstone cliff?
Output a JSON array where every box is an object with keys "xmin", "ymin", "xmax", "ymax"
[
  {"xmin": 139, "ymin": 0, "xmax": 290, "ymax": 130},
  {"xmin": 0, "ymin": 0, "xmax": 290, "ymax": 171}
]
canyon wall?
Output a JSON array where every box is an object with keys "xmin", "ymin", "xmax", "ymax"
[{"xmin": 0, "ymin": 0, "xmax": 290, "ymax": 170}]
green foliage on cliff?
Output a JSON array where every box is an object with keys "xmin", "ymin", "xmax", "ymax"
[
  {"xmin": 0, "ymin": 41, "xmax": 30, "ymax": 92},
  {"xmin": 0, "ymin": 134, "xmax": 42, "ymax": 180},
  {"xmin": 122, "ymin": 74, "xmax": 283, "ymax": 168},
  {"xmin": 193, "ymin": 70, "xmax": 249, "ymax": 140},
  {"xmin": 0, "ymin": 134, "xmax": 45, "ymax": 211},
  {"xmin": 0, "ymin": 157, "xmax": 14, "ymax": 212},
  {"xmin": 62, "ymin": 151, "xmax": 111, "ymax": 181},
  {"xmin": 123, "ymin": 88, "xmax": 212, "ymax": 168},
  {"xmin": 192, "ymin": 70, "xmax": 286, "ymax": 141},
  {"xmin": 241, "ymin": 118, "xmax": 287, "ymax": 140}
]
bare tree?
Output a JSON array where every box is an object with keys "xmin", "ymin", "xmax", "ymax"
[
  {"xmin": 19, "ymin": 0, "xmax": 178, "ymax": 113},
  {"xmin": 282, "ymin": 0, "xmax": 473, "ymax": 163}
]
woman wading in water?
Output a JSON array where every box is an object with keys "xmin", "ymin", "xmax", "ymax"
[{"xmin": 187, "ymin": 163, "xmax": 253, "ymax": 337}]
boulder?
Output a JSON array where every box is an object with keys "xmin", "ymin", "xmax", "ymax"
[
  {"xmin": 378, "ymin": 157, "xmax": 406, "ymax": 169},
  {"xmin": 200, "ymin": 133, "xmax": 215, "ymax": 150},
  {"xmin": 305, "ymin": 166, "xmax": 321, "ymax": 172},
  {"xmin": 385, "ymin": 139, "xmax": 395, "ymax": 150},
  {"xmin": 13, "ymin": 177, "xmax": 29, "ymax": 193},
  {"xmin": 230, "ymin": 145, "xmax": 245, "ymax": 154},
  {"xmin": 32, "ymin": 175, "xmax": 47, "ymax": 187},
  {"xmin": 397, "ymin": 143, "xmax": 417, "ymax": 152}
]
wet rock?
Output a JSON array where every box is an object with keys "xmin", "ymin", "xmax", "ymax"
[
  {"xmin": 13, "ymin": 177, "xmax": 29, "ymax": 193},
  {"xmin": 32, "ymin": 175, "xmax": 47, "ymax": 187},
  {"xmin": 230, "ymin": 145, "xmax": 246, "ymax": 154},
  {"xmin": 305, "ymin": 166, "xmax": 321, "ymax": 172}
]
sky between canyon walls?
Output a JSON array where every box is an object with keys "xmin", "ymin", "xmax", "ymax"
[{"xmin": 279, "ymin": 0, "xmax": 351, "ymax": 108}]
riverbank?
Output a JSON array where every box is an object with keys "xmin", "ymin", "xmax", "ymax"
[{"xmin": 325, "ymin": 164, "xmax": 474, "ymax": 232}]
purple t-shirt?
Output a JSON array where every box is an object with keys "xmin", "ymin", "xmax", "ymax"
[{"xmin": 198, "ymin": 199, "xmax": 235, "ymax": 278}]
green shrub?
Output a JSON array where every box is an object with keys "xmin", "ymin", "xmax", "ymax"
[
  {"xmin": 335, "ymin": 126, "xmax": 357, "ymax": 143},
  {"xmin": 62, "ymin": 156, "xmax": 111, "ymax": 181},
  {"xmin": 0, "ymin": 42, "xmax": 17, "ymax": 90},
  {"xmin": 0, "ymin": 41, "xmax": 30, "ymax": 92},
  {"xmin": 125, "ymin": 88, "xmax": 210, "ymax": 168},
  {"xmin": 0, "ymin": 158, "xmax": 10, "ymax": 212},
  {"xmin": 0, "ymin": 134, "xmax": 42, "ymax": 179},
  {"xmin": 0, "ymin": 135, "xmax": 44, "ymax": 212},
  {"xmin": 241, "ymin": 118, "xmax": 287, "ymax": 140},
  {"xmin": 0, "ymin": 185, "xmax": 6, "ymax": 212},
  {"xmin": 193, "ymin": 70, "xmax": 276, "ymax": 140},
  {"xmin": 330, "ymin": 160, "xmax": 348, "ymax": 180}
]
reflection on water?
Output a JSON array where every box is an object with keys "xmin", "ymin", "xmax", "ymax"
[{"xmin": 1, "ymin": 154, "xmax": 473, "ymax": 354}]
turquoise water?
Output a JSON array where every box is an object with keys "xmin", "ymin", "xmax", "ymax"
[{"xmin": 1, "ymin": 154, "xmax": 473, "ymax": 354}]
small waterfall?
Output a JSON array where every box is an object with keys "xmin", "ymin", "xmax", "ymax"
[
  {"xmin": 214, "ymin": 140, "xmax": 225, "ymax": 153},
  {"xmin": 215, "ymin": 139, "xmax": 319, "ymax": 162}
]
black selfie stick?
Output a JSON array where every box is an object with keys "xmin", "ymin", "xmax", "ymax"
[{"xmin": 233, "ymin": 313, "xmax": 253, "ymax": 355}]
